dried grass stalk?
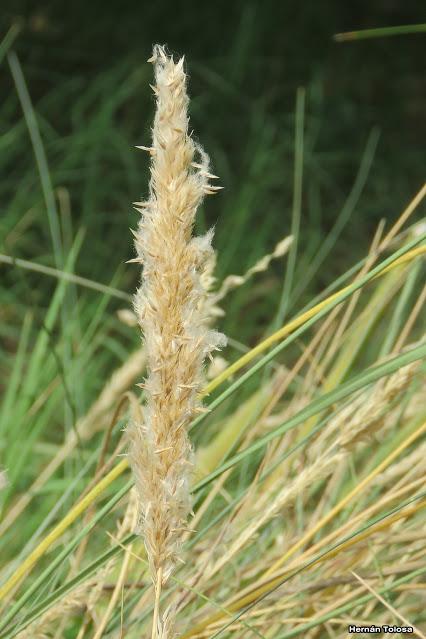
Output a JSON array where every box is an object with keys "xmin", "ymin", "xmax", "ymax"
[{"xmin": 128, "ymin": 44, "xmax": 225, "ymax": 634}]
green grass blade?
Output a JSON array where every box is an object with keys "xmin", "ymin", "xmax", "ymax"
[
  {"xmin": 274, "ymin": 87, "xmax": 305, "ymax": 326},
  {"xmin": 0, "ymin": 24, "xmax": 20, "ymax": 67},
  {"xmin": 334, "ymin": 23, "xmax": 426, "ymax": 41},
  {"xmin": 7, "ymin": 52, "xmax": 63, "ymax": 268}
]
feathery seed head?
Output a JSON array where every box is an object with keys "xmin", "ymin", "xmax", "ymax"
[{"xmin": 128, "ymin": 45, "xmax": 226, "ymax": 588}]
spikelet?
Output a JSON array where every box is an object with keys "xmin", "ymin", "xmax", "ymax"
[
  {"xmin": 128, "ymin": 43, "xmax": 226, "ymax": 607},
  {"xmin": 214, "ymin": 234, "xmax": 293, "ymax": 302},
  {"xmin": 309, "ymin": 360, "xmax": 420, "ymax": 459},
  {"xmin": 338, "ymin": 361, "xmax": 419, "ymax": 449}
]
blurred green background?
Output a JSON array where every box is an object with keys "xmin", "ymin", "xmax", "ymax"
[{"xmin": 1, "ymin": 0, "xmax": 425, "ymax": 347}]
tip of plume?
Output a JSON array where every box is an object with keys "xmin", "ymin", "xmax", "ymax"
[{"xmin": 149, "ymin": 44, "xmax": 168, "ymax": 65}]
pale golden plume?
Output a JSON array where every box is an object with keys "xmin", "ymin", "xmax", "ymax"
[{"xmin": 128, "ymin": 45, "xmax": 225, "ymax": 637}]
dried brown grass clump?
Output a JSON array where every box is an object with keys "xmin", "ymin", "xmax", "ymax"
[{"xmin": 128, "ymin": 44, "xmax": 225, "ymax": 633}]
